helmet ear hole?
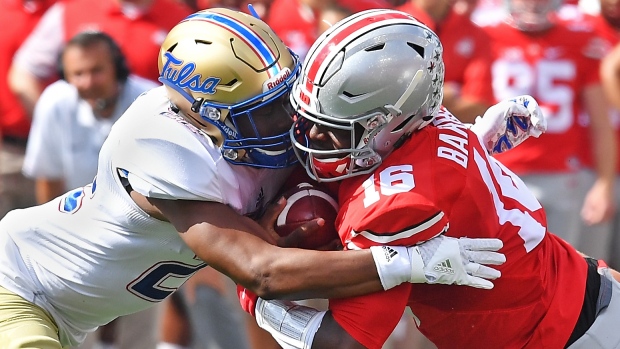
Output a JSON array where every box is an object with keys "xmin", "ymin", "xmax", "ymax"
[
  {"xmin": 365, "ymin": 43, "xmax": 385, "ymax": 52},
  {"xmin": 393, "ymin": 114, "xmax": 415, "ymax": 133},
  {"xmin": 408, "ymin": 42, "xmax": 425, "ymax": 58}
]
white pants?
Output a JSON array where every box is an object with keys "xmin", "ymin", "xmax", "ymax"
[{"xmin": 567, "ymin": 268, "xmax": 620, "ymax": 349}]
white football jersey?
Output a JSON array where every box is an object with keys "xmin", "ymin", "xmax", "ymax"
[{"xmin": 0, "ymin": 86, "xmax": 291, "ymax": 346}]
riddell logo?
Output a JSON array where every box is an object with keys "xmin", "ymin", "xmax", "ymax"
[{"xmin": 264, "ymin": 68, "xmax": 291, "ymax": 91}]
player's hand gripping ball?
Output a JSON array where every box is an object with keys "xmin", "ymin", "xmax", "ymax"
[{"xmin": 274, "ymin": 183, "xmax": 339, "ymax": 250}]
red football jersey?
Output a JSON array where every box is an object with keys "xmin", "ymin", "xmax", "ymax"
[
  {"xmin": 0, "ymin": 0, "xmax": 55, "ymax": 138},
  {"xmin": 329, "ymin": 110, "xmax": 588, "ymax": 349},
  {"xmin": 63, "ymin": 0, "xmax": 191, "ymax": 82},
  {"xmin": 559, "ymin": 13, "xmax": 620, "ymax": 171},
  {"xmin": 267, "ymin": 0, "xmax": 318, "ymax": 59},
  {"xmin": 397, "ymin": 4, "xmax": 494, "ymax": 107},
  {"xmin": 484, "ymin": 20, "xmax": 602, "ymax": 173}
]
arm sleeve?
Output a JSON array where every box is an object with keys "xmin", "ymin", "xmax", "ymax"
[
  {"xmin": 329, "ymin": 283, "xmax": 412, "ymax": 349},
  {"xmin": 346, "ymin": 192, "xmax": 449, "ymax": 250},
  {"xmin": 113, "ymin": 117, "xmax": 226, "ymax": 202}
]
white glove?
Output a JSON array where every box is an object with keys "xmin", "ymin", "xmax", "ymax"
[
  {"xmin": 470, "ymin": 95, "xmax": 546, "ymax": 155},
  {"xmin": 371, "ymin": 235, "xmax": 505, "ymax": 290}
]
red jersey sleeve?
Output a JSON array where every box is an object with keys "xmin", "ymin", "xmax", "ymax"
[
  {"xmin": 338, "ymin": 189, "xmax": 449, "ymax": 250},
  {"xmin": 329, "ymin": 283, "xmax": 412, "ymax": 349}
]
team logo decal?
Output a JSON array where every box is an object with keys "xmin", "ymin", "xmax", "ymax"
[{"xmin": 160, "ymin": 52, "xmax": 221, "ymax": 95}]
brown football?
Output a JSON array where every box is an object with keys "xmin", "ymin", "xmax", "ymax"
[{"xmin": 274, "ymin": 183, "xmax": 339, "ymax": 250}]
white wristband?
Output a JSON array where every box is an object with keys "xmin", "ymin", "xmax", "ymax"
[
  {"xmin": 370, "ymin": 245, "xmax": 425, "ymax": 290},
  {"xmin": 255, "ymin": 298, "xmax": 326, "ymax": 349}
]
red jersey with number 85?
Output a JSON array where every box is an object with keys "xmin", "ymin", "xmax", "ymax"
[
  {"xmin": 329, "ymin": 110, "xmax": 588, "ymax": 349},
  {"xmin": 483, "ymin": 21, "xmax": 603, "ymax": 173}
]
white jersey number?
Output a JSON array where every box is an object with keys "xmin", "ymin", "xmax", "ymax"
[
  {"xmin": 492, "ymin": 59, "xmax": 575, "ymax": 133},
  {"xmin": 474, "ymin": 149, "xmax": 546, "ymax": 252},
  {"xmin": 362, "ymin": 165, "xmax": 415, "ymax": 208},
  {"xmin": 128, "ymin": 261, "xmax": 206, "ymax": 302},
  {"xmin": 57, "ymin": 179, "xmax": 207, "ymax": 302},
  {"xmin": 361, "ymin": 154, "xmax": 546, "ymax": 252}
]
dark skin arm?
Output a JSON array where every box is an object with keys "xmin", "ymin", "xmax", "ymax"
[{"xmin": 131, "ymin": 190, "xmax": 384, "ymax": 300}]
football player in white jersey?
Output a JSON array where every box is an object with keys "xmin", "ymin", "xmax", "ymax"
[{"xmin": 0, "ymin": 8, "xmax": 520, "ymax": 349}]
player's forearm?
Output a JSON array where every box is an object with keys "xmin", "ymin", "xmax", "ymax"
[
  {"xmin": 173, "ymin": 201, "xmax": 384, "ymax": 300},
  {"xmin": 584, "ymin": 85, "xmax": 617, "ymax": 183},
  {"xmin": 35, "ymin": 178, "xmax": 65, "ymax": 204},
  {"xmin": 601, "ymin": 46, "xmax": 620, "ymax": 111},
  {"xmin": 8, "ymin": 65, "xmax": 43, "ymax": 117},
  {"xmin": 251, "ymin": 248, "xmax": 383, "ymax": 300}
]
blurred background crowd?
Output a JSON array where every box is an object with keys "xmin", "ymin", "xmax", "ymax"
[{"xmin": 1, "ymin": 0, "xmax": 619, "ymax": 348}]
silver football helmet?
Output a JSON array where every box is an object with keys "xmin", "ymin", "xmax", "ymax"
[
  {"xmin": 290, "ymin": 9, "xmax": 444, "ymax": 182},
  {"xmin": 505, "ymin": 0, "xmax": 562, "ymax": 32}
]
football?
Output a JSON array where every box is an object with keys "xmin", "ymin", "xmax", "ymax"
[{"xmin": 274, "ymin": 182, "xmax": 339, "ymax": 250}]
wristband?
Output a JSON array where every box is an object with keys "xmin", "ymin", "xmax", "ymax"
[
  {"xmin": 370, "ymin": 245, "xmax": 425, "ymax": 290},
  {"xmin": 255, "ymin": 298, "xmax": 325, "ymax": 349}
]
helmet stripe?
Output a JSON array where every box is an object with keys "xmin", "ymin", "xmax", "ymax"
[
  {"xmin": 303, "ymin": 10, "xmax": 415, "ymax": 94},
  {"xmin": 184, "ymin": 12, "xmax": 281, "ymax": 77}
]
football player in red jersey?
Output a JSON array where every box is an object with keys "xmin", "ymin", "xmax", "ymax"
[
  {"xmin": 483, "ymin": 0, "xmax": 617, "ymax": 260},
  {"xmin": 238, "ymin": 9, "xmax": 620, "ymax": 349}
]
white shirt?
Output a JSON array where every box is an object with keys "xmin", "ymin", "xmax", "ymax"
[
  {"xmin": 0, "ymin": 86, "xmax": 291, "ymax": 346},
  {"xmin": 22, "ymin": 75, "xmax": 158, "ymax": 190},
  {"xmin": 13, "ymin": 3, "xmax": 64, "ymax": 79}
]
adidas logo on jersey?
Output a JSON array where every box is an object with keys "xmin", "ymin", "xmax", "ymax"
[
  {"xmin": 382, "ymin": 246, "xmax": 398, "ymax": 261},
  {"xmin": 434, "ymin": 259, "xmax": 454, "ymax": 274}
]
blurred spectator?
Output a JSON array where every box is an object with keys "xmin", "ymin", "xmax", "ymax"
[
  {"xmin": 267, "ymin": 0, "xmax": 333, "ymax": 59},
  {"xmin": 21, "ymin": 31, "xmax": 158, "ymax": 349},
  {"xmin": 0, "ymin": 0, "xmax": 55, "ymax": 140},
  {"xmin": 22, "ymin": 31, "xmax": 157, "ymax": 202},
  {"xmin": 601, "ymin": 32, "xmax": 620, "ymax": 271},
  {"xmin": 8, "ymin": 0, "xmax": 191, "ymax": 118},
  {"xmin": 267, "ymin": 0, "xmax": 397, "ymax": 59},
  {"xmin": 317, "ymin": 2, "xmax": 352, "ymax": 34},
  {"xmin": 453, "ymin": 0, "xmax": 478, "ymax": 17},
  {"xmin": 0, "ymin": 0, "xmax": 56, "ymax": 218},
  {"xmin": 556, "ymin": 0, "xmax": 620, "ymax": 264},
  {"xmin": 483, "ymin": 0, "xmax": 616, "ymax": 257},
  {"xmin": 592, "ymin": 0, "xmax": 620, "ymax": 42},
  {"xmin": 188, "ymin": 0, "xmax": 275, "ymax": 20},
  {"xmin": 397, "ymin": 0, "xmax": 493, "ymax": 123},
  {"xmin": 337, "ymin": 0, "xmax": 393, "ymax": 12},
  {"xmin": 471, "ymin": 0, "xmax": 504, "ymax": 27},
  {"xmin": 577, "ymin": 0, "xmax": 620, "ymax": 271}
]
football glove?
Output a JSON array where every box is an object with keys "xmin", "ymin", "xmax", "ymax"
[
  {"xmin": 470, "ymin": 95, "xmax": 546, "ymax": 155},
  {"xmin": 371, "ymin": 235, "xmax": 505, "ymax": 290}
]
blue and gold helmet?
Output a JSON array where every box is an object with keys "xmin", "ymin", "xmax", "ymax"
[{"xmin": 158, "ymin": 8, "xmax": 301, "ymax": 168}]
